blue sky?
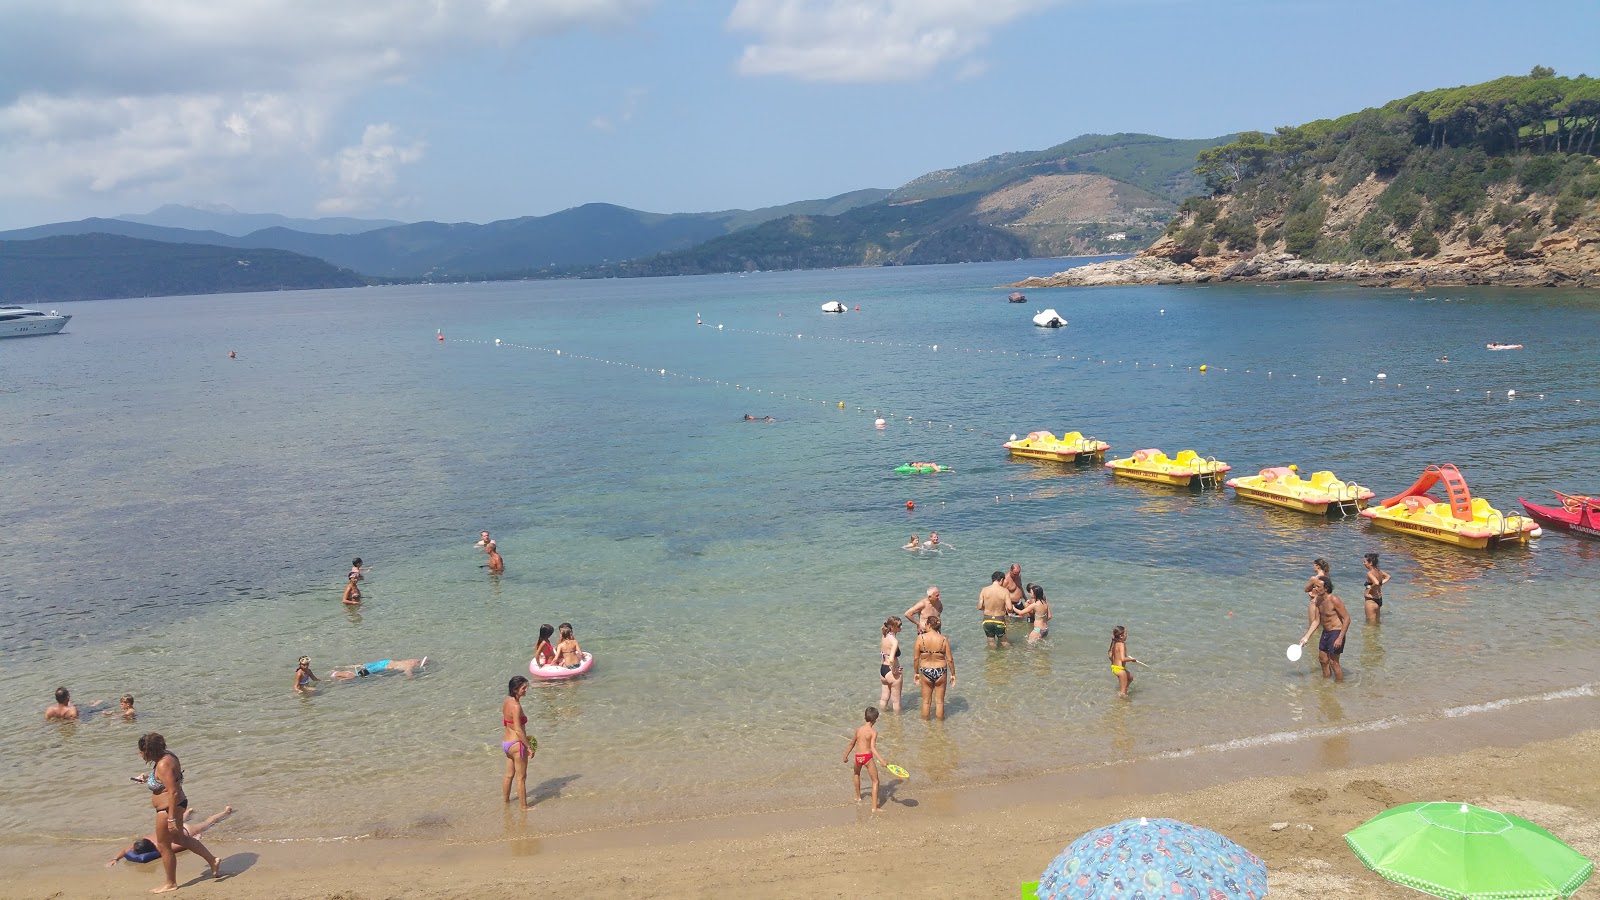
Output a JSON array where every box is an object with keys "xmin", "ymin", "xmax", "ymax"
[{"xmin": 0, "ymin": 0, "xmax": 1595, "ymax": 229}]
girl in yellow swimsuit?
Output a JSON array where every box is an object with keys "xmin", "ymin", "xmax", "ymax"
[{"xmin": 1109, "ymin": 625, "xmax": 1137, "ymax": 699}]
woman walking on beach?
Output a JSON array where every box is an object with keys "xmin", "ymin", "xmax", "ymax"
[
  {"xmin": 532, "ymin": 624, "xmax": 557, "ymax": 668},
  {"xmin": 135, "ymin": 732, "xmax": 221, "ymax": 892},
  {"xmin": 879, "ymin": 617, "xmax": 903, "ymax": 713},
  {"xmin": 912, "ymin": 614, "xmax": 955, "ymax": 720},
  {"xmin": 1109, "ymin": 626, "xmax": 1138, "ymax": 699},
  {"xmin": 502, "ymin": 676, "xmax": 535, "ymax": 811}
]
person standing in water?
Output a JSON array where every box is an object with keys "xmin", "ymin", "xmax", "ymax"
[
  {"xmin": 903, "ymin": 587, "xmax": 941, "ymax": 634},
  {"xmin": 1363, "ymin": 553, "xmax": 1390, "ymax": 623},
  {"xmin": 1109, "ymin": 626, "xmax": 1137, "ymax": 698},
  {"xmin": 135, "ymin": 732, "xmax": 222, "ymax": 892},
  {"xmin": 485, "ymin": 541, "xmax": 504, "ymax": 574},
  {"xmin": 878, "ymin": 617, "xmax": 903, "ymax": 713},
  {"xmin": 532, "ymin": 624, "xmax": 557, "ymax": 668},
  {"xmin": 912, "ymin": 614, "xmax": 955, "ymax": 720},
  {"xmin": 978, "ymin": 572, "xmax": 1011, "ymax": 647},
  {"xmin": 501, "ymin": 676, "xmax": 534, "ymax": 811},
  {"xmin": 1016, "ymin": 584, "xmax": 1051, "ymax": 642},
  {"xmin": 843, "ymin": 707, "xmax": 882, "ymax": 812},
  {"xmin": 293, "ymin": 657, "xmax": 319, "ymax": 693},
  {"xmin": 341, "ymin": 572, "xmax": 362, "ymax": 605},
  {"xmin": 1300, "ymin": 579, "xmax": 1350, "ymax": 682},
  {"xmin": 348, "ymin": 558, "xmax": 365, "ymax": 581},
  {"xmin": 45, "ymin": 686, "xmax": 78, "ymax": 720},
  {"xmin": 1001, "ymin": 563, "xmax": 1025, "ymax": 608}
]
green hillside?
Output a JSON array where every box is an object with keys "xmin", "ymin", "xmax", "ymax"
[
  {"xmin": 890, "ymin": 133, "xmax": 1235, "ymax": 205},
  {"xmin": 1157, "ymin": 68, "xmax": 1600, "ymax": 265},
  {"xmin": 0, "ymin": 233, "xmax": 365, "ymax": 302}
]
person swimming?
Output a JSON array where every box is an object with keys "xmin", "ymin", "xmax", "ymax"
[
  {"xmin": 903, "ymin": 534, "xmax": 921, "ymax": 551},
  {"xmin": 327, "ymin": 658, "xmax": 428, "ymax": 680}
]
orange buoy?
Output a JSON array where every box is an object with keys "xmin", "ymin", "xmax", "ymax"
[
  {"xmin": 854, "ymin": 305, "xmax": 859, "ymax": 311},
  {"xmin": 228, "ymin": 350, "xmax": 235, "ymax": 359},
  {"xmin": 905, "ymin": 500, "xmax": 914, "ymax": 510}
]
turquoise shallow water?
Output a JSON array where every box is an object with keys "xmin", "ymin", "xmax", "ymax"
[{"xmin": 3, "ymin": 261, "xmax": 1600, "ymax": 845}]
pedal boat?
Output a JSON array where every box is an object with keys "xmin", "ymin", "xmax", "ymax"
[
  {"xmin": 1226, "ymin": 466, "xmax": 1374, "ymax": 515},
  {"xmin": 895, "ymin": 462, "xmax": 951, "ymax": 474},
  {"xmin": 1518, "ymin": 491, "xmax": 1600, "ymax": 539},
  {"xmin": 1003, "ymin": 431, "xmax": 1109, "ymax": 464},
  {"xmin": 1104, "ymin": 448, "xmax": 1230, "ymax": 488},
  {"xmin": 1360, "ymin": 464, "xmax": 1540, "ymax": 549}
]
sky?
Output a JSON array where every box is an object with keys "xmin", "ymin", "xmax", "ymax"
[{"xmin": 0, "ymin": 0, "xmax": 1596, "ymax": 230}]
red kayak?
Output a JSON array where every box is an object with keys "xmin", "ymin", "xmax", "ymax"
[{"xmin": 1519, "ymin": 491, "xmax": 1600, "ymax": 539}]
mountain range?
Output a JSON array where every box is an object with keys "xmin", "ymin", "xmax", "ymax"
[{"xmin": 3, "ymin": 132, "xmax": 1230, "ymax": 298}]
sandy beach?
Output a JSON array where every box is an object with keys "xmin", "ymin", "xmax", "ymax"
[{"xmin": 8, "ymin": 694, "xmax": 1596, "ymax": 899}]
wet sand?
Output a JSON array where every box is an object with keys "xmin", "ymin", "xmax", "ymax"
[{"xmin": 6, "ymin": 695, "xmax": 1597, "ymax": 899}]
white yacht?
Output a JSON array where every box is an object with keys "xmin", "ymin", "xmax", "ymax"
[{"xmin": 0, "ymin": 306, "xmax": 71, "ymax": 338}]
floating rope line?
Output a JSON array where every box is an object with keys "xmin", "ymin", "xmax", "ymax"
[{"xmin": 699, "ymin": 322, "xmax": 1595, "ymax": 408}]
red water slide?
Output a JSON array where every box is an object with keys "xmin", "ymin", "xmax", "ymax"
[{"xmin": 1379, "ymin": 464, "xmax": 1473, "ymax": 520}]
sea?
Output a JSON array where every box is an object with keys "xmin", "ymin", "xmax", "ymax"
[{"xmin": 3, "ymin": 259, "xmax": 1599, "ymax": 849}]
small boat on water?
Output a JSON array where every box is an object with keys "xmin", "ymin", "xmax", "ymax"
[
  {"xmin": 1008, "ymin": 291, "xmax": 1027, "ymax": 303},
  {"xmin": 0, "ymin": 306, "xmax": 71, "ymax": 338},
  {"xmin": 1360, "ymin": 463, "xmax": 1539, "ymax": 549},
  {"xmin": 820, "ymin": 300, "xmax": 846, "ymax": 313},
  {"xmin": 1226, "ymin": 465, "xmax": 1374, "ymax": 516},
  {"xmin": 1003, "ymin": 431, "xmax": 1110, "ymax": 464},
  {"xmin": 1486, "ymin": 342, "xmax": 1524, "ymax": 350},
  {"xmin": 1105, "ymin": 448, "xmax": 1231, "ymax": 489},
  {"xmin": 1518, "ymin": 491, "xmax": 1600, "ymax": 539},
  {"xmin": 1032, "ymin": 309, "xmax": 1067, "ymax": 328},
  {"xmin": 895, "ymin": 462, "xmax": 952, "ymax": 474}
]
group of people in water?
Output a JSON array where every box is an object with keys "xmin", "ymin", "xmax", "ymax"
[
  {"xmin": 1297, "ymin": 553, "xmax": 1390, "ymax": 683},
  {"xmin": 501, "ymin": 623, "xmax": 584, "ymax": 810}
]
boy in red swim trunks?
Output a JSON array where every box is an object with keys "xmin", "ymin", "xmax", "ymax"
[{"xmin": 843, "ymin": 707, "xmax": 882, "ymax": 811}]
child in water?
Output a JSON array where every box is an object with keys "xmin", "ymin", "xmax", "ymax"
[
  {"xmin": 903, "ymin": 534, "xmax": 920, "ymax": 551},
  {"xmin": 1109, "ymin": 626, "xmax": 1138, "ymax": 698},
  {"xmin": 843, "ymin": 707, "xmax": 882, "ymax": 811}
]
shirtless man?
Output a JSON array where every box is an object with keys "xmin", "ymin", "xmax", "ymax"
[
  {"xmin": 328, "ymin": 657, "xmax": 428, "ymax": 679},
  {"xmin": 979, "ymin": 572, "xmax": 1011, "ymax": 647},
  {"xmin": 341, "ymin": 572, "xmax": 362, "ymax": 605},
  {"xmin": 904, "ymin": 587, "xmax": 942, "ymax": 633},
  {"xmin": 923, "ymin": 532, "xmax": 946, "ymax": 551},
  {"xmin": 108, "ymin": 806, "xmax": 234, "ymax": 867},
  {"xmin": 475, "ymin": 530, "xmax": 492, "ymax": 550},
  {"xmin": 1363, "ymin": 553, "xmax": 1391, "ymax": 623},
  {"xmin": 486, "ymin": 541, "xmax": 504, "ymax": 574},
  {"xmin": 1001, "ymin": 563, "xmax": 1025, "ymax": 610},
  {"xmin": 1299, "ymin": 579, "xmax": 1350, "ymax": 682},
  {"xmin": 45, "ymin": 686, "xmax": 78, "ymax": 720}
]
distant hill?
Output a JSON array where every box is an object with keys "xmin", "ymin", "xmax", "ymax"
[
  {"xmin": 2, "ymin": 191, "xmax": 892, "ymax": 278},
  {"xmin": 1017, "ymin": 69, "xmax": 1600, "ymax": 289},
  {"xmin": 115, "ymin": 204, "xmax": 404, "ymax": 236},
  {"xmin": 585, "ymin": 135, "xmax": 1229, "ymax": 276},
  {"xmin": 0, "ymin": 233, "xmax": 365, "ymax": 302}
]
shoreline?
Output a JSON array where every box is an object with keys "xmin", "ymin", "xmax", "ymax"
[
  {"xmin": 1011, "ymin": 251, "xmax": 1600, "ymax": 289},
  {"xmin": 8, "ymin": 692, "xmax": 1597, "ymax": 898}
]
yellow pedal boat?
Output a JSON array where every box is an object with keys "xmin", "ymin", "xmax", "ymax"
[
  {"xmin": 1104, "ymin": 448, "xmax": 1231, "ymax": 488},
  {"xmin": 1003, "ymin": 430, "xmax": 1110, "ymax": 463},
  {"xmin": 1226, "ymin": 466, "xmax": 1374, "ymax": 516},
  {"xmin": 1359, "ymin": 464, "xmax": 1540, "ymax": 549}
]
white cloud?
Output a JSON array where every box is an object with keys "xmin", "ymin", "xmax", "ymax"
[
  {"xmin": 0, "ymin": 0, "xmax": 650, "ymax": 213},
  {"xmin": 727, "ymin": 0, "xmax": 1058, "ymax": 83},
  {"xmin": 590, "ymin": 87, "xmax": 649, "ymax": 132},
  {"xmin": 318, "ymin": 124, "xmax": 426, "ymax": 213}
]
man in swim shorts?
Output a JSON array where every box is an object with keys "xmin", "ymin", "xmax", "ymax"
[
  {"xmin": 979, "ymin": 572, "xmax": 1011, "ymax": 647},
  {"xmin": 1363, "ymin": 553, "xmax": 1390, "ymax": 623},
  {"xmin": 1002, "ymin": 563, "xmax": 1025, "ymax": 608},
  {"xmin": 486, "ymin": 541, "xmax": 504, "ymax": 574},
  {"xmin": 904, "ymin": 587, "xmax": 941, "ymax": 633},
  {"xmin": 1299, "ymin": 580, "xmax": 1350, "ymax": 682}
]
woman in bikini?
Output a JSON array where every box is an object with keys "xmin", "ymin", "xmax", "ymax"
[
  {"xmin": 878, "ymin": 616, "xmax": 903, "ymax": 713},
  {"xmin": 555, "ymin": 623, "xmax": 582, "ymax": 668},
  {"xmin": 293, "ymin": 656, "xmax": 319, "ymax": 693},
  {"xmin": 912, "ymin": 614, "xmax": 955, "ymax": 720},
  {"xmin": 341, "ymin": 572, "xmax": 362, "ymax": 605},
  {"xmin": 532, "ymin": 624, "xmax": 557, "ymax": 668},
  {"xmin": 1109, "ymin": 626, "xmax": 1138, "ymax": 699},
  {"xmin": 1018, "ymin": 584, "xmax": 1051, "ymax": 643},
  {"xmin": 501, "ymin": 676, "xmax": 534, "ymax": 811},
  {"xmin": 135, "ymin": 732, "xmax": 221, "ymax": 892}
]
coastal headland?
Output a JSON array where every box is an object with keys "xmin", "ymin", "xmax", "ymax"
[{"xmin": 1016, "ymin": 70, "xmax": 1600, "ymax": 291}]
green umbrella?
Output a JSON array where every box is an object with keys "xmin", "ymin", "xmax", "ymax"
[{"xmin": 1346, "ymin": 802, "xmax": 1593, "ymax": 900}]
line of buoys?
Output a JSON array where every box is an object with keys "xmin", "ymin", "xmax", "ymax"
[{"xmin": 695, "ymin": 323, "xmax": 1595, "ymax": 407}]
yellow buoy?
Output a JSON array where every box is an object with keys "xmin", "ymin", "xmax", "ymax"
[
  {"xmin": 1199, "ymin": 364, "xmax": 1208, "ymax": 372},
  {"xmin": 838, "ymin": 402, "xmax": 845, "ymax": 408}
]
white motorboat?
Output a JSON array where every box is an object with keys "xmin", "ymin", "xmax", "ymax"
[
  {"xmin": 1032, "ymin": 308, "xmax": 1067, "ymax": 328},
  {"xmin": 820, "ymin": 300, "xmax": 846, "ymax": 313},
  {"xmin": 0, "ymin": 306, "xmax": 71, "ymax": 338}
]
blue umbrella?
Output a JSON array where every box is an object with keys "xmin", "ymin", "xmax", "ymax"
[{"xmin": 1025, "ymin": 817, "xmax": 1269, "ymax": 900}]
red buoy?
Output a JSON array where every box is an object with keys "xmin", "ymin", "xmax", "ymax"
[{"xmin": 906, "ymin": 500, "xmax": 915, "ymax": 510}]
